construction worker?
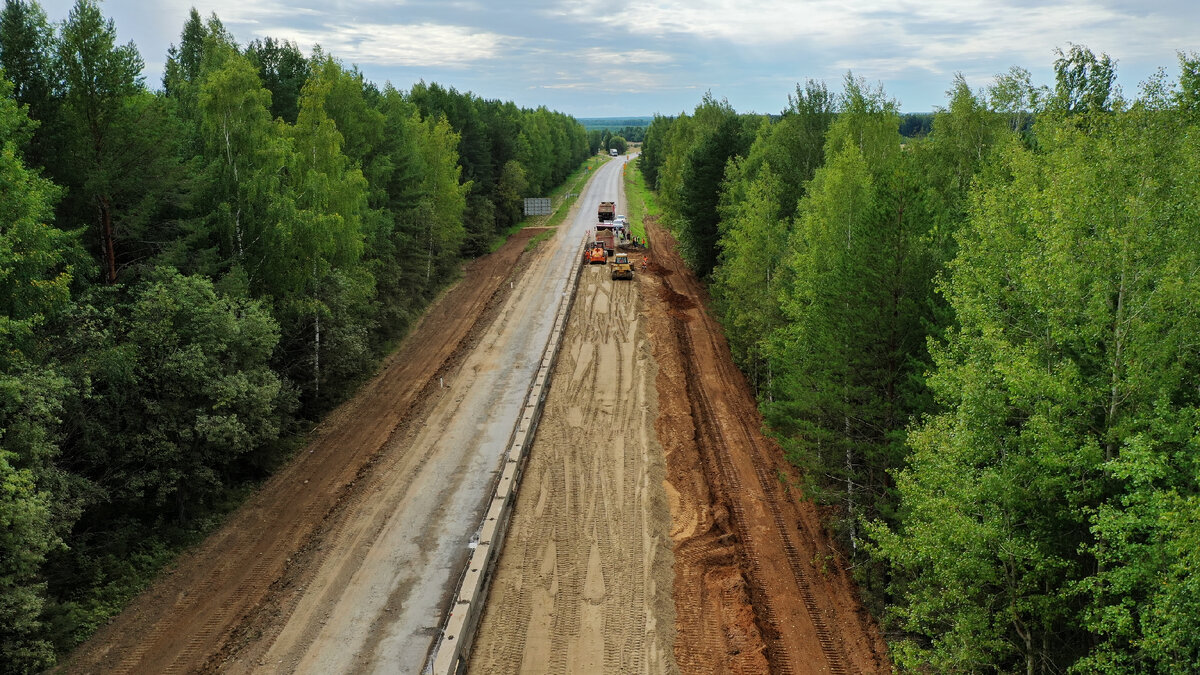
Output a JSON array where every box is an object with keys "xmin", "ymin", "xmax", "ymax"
[{"xmin": 641, "ymin": 255, "xmax": 649, "ymax": 270}]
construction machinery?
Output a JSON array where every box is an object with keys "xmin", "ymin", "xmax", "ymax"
[
  {"xmin": 598, "ymin": 202, "xmax": 615, "ymax": 222},
  {"xmin": 586, "ymin": 245, "xmax": 608, "ymax": 265},
  {"xmin": 594, "ymin": 225, "xmax": 616, "ymax": 257},
  {"xmin": 610, "ymin": 253, "xmax": 634, "ymax": 280}
]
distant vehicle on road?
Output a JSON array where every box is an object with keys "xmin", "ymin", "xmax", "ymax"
[{"xmin": 610, "ymin": 148, "xmax": 619, "ymax": 156}]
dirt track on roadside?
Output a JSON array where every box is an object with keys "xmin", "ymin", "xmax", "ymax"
[
  {"xmin": 642, "ymin": 217, "xmax": 891, "ymax": 674},
  {"xmin": 468, "ymin": 263, "xmax": 677, "ymax": 674},
  {"xmin": 60, "ymin": 228, "xmax": 542, "ymax": 675}
]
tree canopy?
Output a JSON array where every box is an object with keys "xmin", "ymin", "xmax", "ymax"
[
  {"xmin": 0, "ymin": 1, "xmax": 591, "ymax": 666},
  {"xmin": 641, "ymin": 46, "xmax": 1200, "ymax": 672}
]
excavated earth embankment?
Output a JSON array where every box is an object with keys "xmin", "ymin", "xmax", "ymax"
[{"xmin": 642, "ymin": 216, "xmax": 891, "ymax": 674}]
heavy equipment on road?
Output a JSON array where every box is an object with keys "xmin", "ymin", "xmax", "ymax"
[
  {"xmin": 598, "ymin": 201, "xmax": 615, "ymax": 222},
  {"xmin": 610, "ymin": 253, "xmax": 634, "ymax": 280},
  {"xmin": 594, "ymin": 225, "xmax": 616, "ymax": 257},
  {"xmin": 586, "ymin": 245, "xmax": 608, "ymax": 264}
]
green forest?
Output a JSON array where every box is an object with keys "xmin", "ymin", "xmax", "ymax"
[
  {"xmin": 578, "ymin": 116, "xmax": 652, "ymax": 143},
  {"xmin": 641, "ymin": 46, "xmax": 1200, "ymax": 673},
  {"xmin": 0, "ymin": 0, "xmax": 591, "ymax": 669}
]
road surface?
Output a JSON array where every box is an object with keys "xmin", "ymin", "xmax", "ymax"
[
  {"xmin": 468, "ymin": 236, "xmax": 677, "ymax": 672},
  {"xmin": 229, "ymin": 157, "xmax": 629, "ymax": 673}
]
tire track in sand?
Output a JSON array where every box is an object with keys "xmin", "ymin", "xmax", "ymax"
[{"xmin": 467, "ymin": 264, "xmax": 677, "ymax": 674}]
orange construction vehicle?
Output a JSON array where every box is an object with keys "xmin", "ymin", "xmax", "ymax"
[{"xmin": 586, "ymin": 245, "xmax": 608, "ymax": 264}]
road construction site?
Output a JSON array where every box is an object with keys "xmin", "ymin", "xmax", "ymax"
[{"xmin": 62, "ymin": 154, "xmax": 888, "ymax": 674}]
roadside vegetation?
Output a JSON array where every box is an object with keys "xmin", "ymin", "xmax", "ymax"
[
  {"xmin": 622, "ymin": 156, "xmax": 654, "ymax": 243},
  {"xmin": 544, "ymin": 155, "xmax": 608, "ymax": 230},
  {"xmin": 490, "ymin": 155, "xmax": 601, "ymax": 252},
  {"xmin": 0, "ymin": 0, "xmax": 592, "ymax": 668},
  {"xmin": 641, "ymin": 46, "xmax": 1200, "ymax": 673}
]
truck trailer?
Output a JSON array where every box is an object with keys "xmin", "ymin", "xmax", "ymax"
[
  {"xmin": 594, "ymin": 225, "xmax": 616, "ymax": 257},
  {"xmin": 597, "ymin": 201, "xmax": 615, "ymax": 222}
]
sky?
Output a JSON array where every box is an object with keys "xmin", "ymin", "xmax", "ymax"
[{"xmin": 36, "ymin": 0, "xmax": 1200, "ymax": 117}]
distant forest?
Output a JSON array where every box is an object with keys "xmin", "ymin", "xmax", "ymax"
[
  {"xmin": 578, "ymin": 112, "xmax": 936, "ymax": 145},
  {"xmin": 578, "ymin": 115, "xmax": 654, "ymax": 130},
  {"xmin": 0, "ymin": 0, "xmax": 593, "ymax": 669},
  {"xmin": 580, "ymin": 116, "xmax": 652, "ymax": 144},
  {"xmin": 640, "ymin": 45, "xmax": 1200, "ymax": 673}
]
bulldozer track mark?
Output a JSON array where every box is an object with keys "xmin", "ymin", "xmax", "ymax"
[
  {"xmin": 680, "ymin": 292, "xmax": 848, "ymax": 674},
  {"xmin": 664, "ymin": 293, "xmax": 798, "ymax": 671}
]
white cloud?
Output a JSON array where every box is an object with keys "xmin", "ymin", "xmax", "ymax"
[
  {"xmin": 539, "ymin": 67, "xmax": 678, "ymax": 93},
  {"xmin": 580, "ymin": 48, "xmax": 675, "ymax": 65},
  {"xmin": 551, "ymin": 0, "xmax": 1192, "ymax": 75},
  {"xmin": 156, "ymin": 0, "xmax": 324, "ymax": 26},
  {"xmin": 41, "ymin": 0, "xmax": 1200, "ymax": 115},
  {"xmin": 255, "ymin": 22, "xmax": 509, "ymax": 67}
]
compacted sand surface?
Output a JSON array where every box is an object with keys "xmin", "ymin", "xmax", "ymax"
[{"xmin": 469, "ymin": 262, "xmax": 677, "ymax": 674}]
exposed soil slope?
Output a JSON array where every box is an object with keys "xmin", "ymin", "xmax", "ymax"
[{"xmin": 642, "ymin": 217, "xmax": 891, "ymax": 674}]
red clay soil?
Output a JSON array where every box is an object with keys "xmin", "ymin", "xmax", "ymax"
[
  {"xmin": 642, "ymin": 217, "xmax": 891, "ymax": 674},
  {"xmin": 58, "ymin": 228, "xmax": 544, "ymax": 675}
]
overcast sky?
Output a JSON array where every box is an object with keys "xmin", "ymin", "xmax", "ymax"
[{"xmin": 36, "ymin": 0, "xmax": 1200, "ymax": 117}]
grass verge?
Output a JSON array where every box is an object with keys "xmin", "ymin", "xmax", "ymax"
[
  {"xmin": 525, "ymin": 229, "xmax": 555, "ymax": 251},
  {"xmin": 623, "ymin": 156, "xmax": 659, "ymax": 244},
  {"xmin": 490, "ymin": 155, "xmax": 610, "ymax": 252}
]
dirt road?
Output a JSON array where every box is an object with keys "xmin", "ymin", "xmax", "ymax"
[
  {"xmin": 468, "ymin": 259, "xmax": 677, "ymax": 673},
  {"xmin": 642, "ymin": 216, "xmax": 891, "ymax": 674}
]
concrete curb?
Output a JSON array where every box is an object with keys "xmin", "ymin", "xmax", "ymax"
[{"xmin": 427, "ymin": 239, "xmax": 587, "ymax": 675}]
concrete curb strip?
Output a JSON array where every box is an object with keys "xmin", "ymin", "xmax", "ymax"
[{"xmin": 427, "ymin": 238, "xmax": 587, "ymax": 675}]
